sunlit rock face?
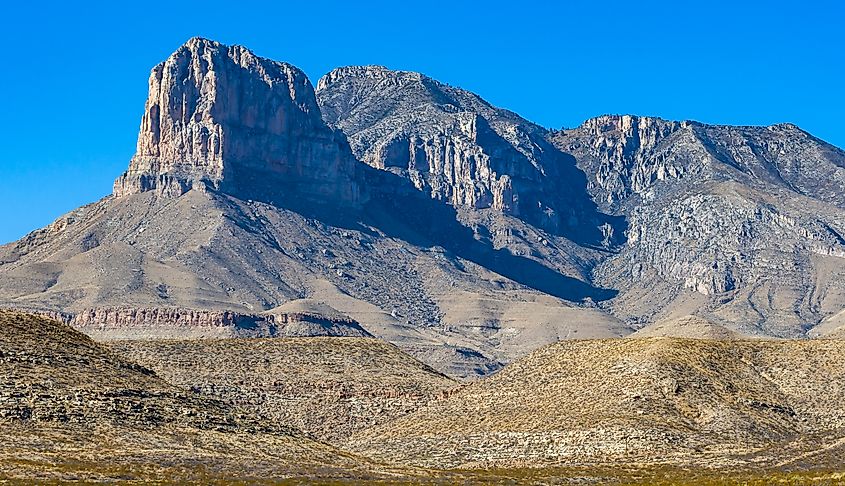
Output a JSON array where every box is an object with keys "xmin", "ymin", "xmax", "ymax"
[
  {"xmin": 552, "ymin": 115, "xmax": 845, "ymax": 334},
  {"xmin": 316, "ymin": 65, "xmax": 613, "ymax": 243},
  {"xmin": 552, "ymin": 114, "xmax": 845, "ymax": 213},
  {"xmin": 114, "ymin": 37, "xmax": 363, "ymax": 205}
]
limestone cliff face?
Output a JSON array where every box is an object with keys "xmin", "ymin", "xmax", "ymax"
[
  {"xmin": 601, "ymin": 188, "xmax": 845, "ymax": 295},
  {"xmin": 316, "ymin": 66, "xmax": 603, "ymax": 238},
  {"xmin": 114, "ymin": 37, "xmax": 363, "ymax": 204},
  {"xmin": 37, "ymin": 307, "xmax": 371, "ymax": 339},
  {"xmin": 551, "ymin": 115, "xmax": 711, "ymax": 211}
]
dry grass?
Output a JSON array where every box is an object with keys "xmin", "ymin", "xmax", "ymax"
[
  {"xmin": 0, "ymin": 311, "xmax": 412, "ymax": 482},
  {"xmin": 3, "ymin": 310, "xmax": 845, "ymax": 483}
]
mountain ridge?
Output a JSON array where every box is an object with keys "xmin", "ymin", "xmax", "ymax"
[{"xmin": 2, "ymin": 37, "xmax": 844, "ymax": 378}]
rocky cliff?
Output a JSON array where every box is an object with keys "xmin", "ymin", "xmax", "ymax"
[
  {"xmin": 316, "ymin": 66, "xmax": 615, "ymax": 245},
  {"xmin": 114, "ymin": 37, "xmax": 363, "ymax": 205},
  {"xmin": 551, "ymin": 115, "xmax": 845, "ymax": 212},
  {"xmin": 30, "ymin": 305, "xmax": 371, "ymax": 339},
  {"xmin": 550, "ymin": 115, "xmax": 845, "ymax": 335}
]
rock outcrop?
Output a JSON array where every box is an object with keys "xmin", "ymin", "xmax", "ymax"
[
  {"xmin": 35, "ymin": 306, "xmax": 371, "ymax": 340},
  {"xmin": 551, "ymin": 116, "xmax": 845, "ymax": 334},
  {"xmin": 317, "ymin": 66, "xmax": 614, "ymax": 244},
  {"xmin": 551, "ymin": 115, "xmax": 845, "ymax": 212},
  {"xmin": 114, "ymin": 37, "xmax": 363, "ymax": 205}
]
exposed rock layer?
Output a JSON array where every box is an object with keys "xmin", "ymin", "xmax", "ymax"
[
  {"xmin": 551, "ymin": 115, "xmax": 845, "ymax": 334},
  {"xmin": 31, "ymin": 306, "xmax": 371, "ymax": 339}
]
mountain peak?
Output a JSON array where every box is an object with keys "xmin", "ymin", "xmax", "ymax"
[
  {"xmin": 182, "ymin": 36, "xmax": 221, "ymax": 49},
  {"xmin": 317, "ymin": 65, "xmax": 425, "ymax": 91},
  {"xmin": 113, "ymin": 39, "xmax": 363, "ymax": 205}
]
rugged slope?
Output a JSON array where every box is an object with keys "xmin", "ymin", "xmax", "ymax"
[
  {"xmin": 551, "ymin": 116, "xmax": 845, "ymax": 336},
  {"xmin": 348, "ymin": 338, "xmax": 845, "ymax": 470},
  {"xmin": 0, "ymin": 184, "xmax": 625, "ymax": 377},
  {"xmin": 110, "ymin": 337, "xmax": 456, "ymax": 442},
  {"xmin": 0, "ymin": 310, "xmax": 394, "ymax": 482},
  {"xmin": 317, "ymin": 65, "xmax": 625, "ymax": 293},
  {"xmin": 316, "ymin": 66, "xmax": 620, "ymax": 249},
  {"xmin": 318, "ymin": 66, "xmax": 845, "ymax": 338}
]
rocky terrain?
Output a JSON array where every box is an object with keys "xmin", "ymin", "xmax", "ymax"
[
  {"xmin": 316, "ymin": 66, "xmax": 620, "ymax": 248},
  {"xmin": 1, "ymin": 37, "xmax": 844, "ymax": 379},
  {"xmin": 36, "ymin": 300, "xmax": 371, "ymax": 339},
  {"xmin": 319, "ymin": 67, "xmax": 845, "ymax": 340},
  {"xmin": 0, "ymin": 310, "xmax": 404, "ymax": 482},
  {"xmin": 3, "ymin": 311, "xmax": 845, "ymax": 483},
  {"xmin": 551, "ymin": 116, "xmax": 845, "ymax": 336},
  {"xmin": 348, "ymin": 337, "xmax": 845, "ymax": 471},
  {"xmin": 110, "ymin": 337, "xmax": 456, "ymax": 442},
  {"xmin": 0, "ymin": 182, "xmax": 625, "ymax": 377}
]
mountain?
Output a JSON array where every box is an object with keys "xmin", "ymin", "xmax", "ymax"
[
  {"xmin": 317, "ymin": 66, "xmax": 845, "ymax": 338},
  {"xmin": 0, "ymin": 38, "xmax": 625, "ymax": 379},
  {"xmin": 1, "ymin": 37, "xmax": 845, "ymax": 378},
  {"xmin": 551, "ymin": 116, "xmax": 845, "ymax": 336},
  {"xmin": 316, "ymin": 66, "xmax": 621, "ymax": 248},
  {"xmin": 0, "ymin": 310, "xmax": 393, "ymax": 482},
  {"xmin": 347, "ymin": 337, "xmax": 845, "ymax": 470},
  {"xmin": 113, "ymin": 37, "xmax": 363, "ymax": 205}
]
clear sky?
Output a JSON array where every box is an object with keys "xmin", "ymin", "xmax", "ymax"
[{"xmin": 1, "ymin": 0, "xmax": 843, "ymax": 244}]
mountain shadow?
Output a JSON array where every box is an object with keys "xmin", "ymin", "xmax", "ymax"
[
  {"xmin": 217, "ymin": 163, "xmax": 617, "ymax": 303},
  {"xmin": 361, "ymin": 168, "xmax": 618, "ymax": 302}
]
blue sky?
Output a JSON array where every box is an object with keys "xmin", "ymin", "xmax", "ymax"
[{"xmin": 1, "ymin": 0, "xmax": 843, "ymax": 244}]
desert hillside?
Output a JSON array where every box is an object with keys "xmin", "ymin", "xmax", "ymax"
[
  {"xmin": 110, "ymin": 337, "xmax": 457, "ymax": 441},
  {"xmin": 349, "ymin": 337, "xmax": 845, "ymax": 470},
  {"xmin": 0, "ymin": 310, "xmax": 403, "ymax": 482}
]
